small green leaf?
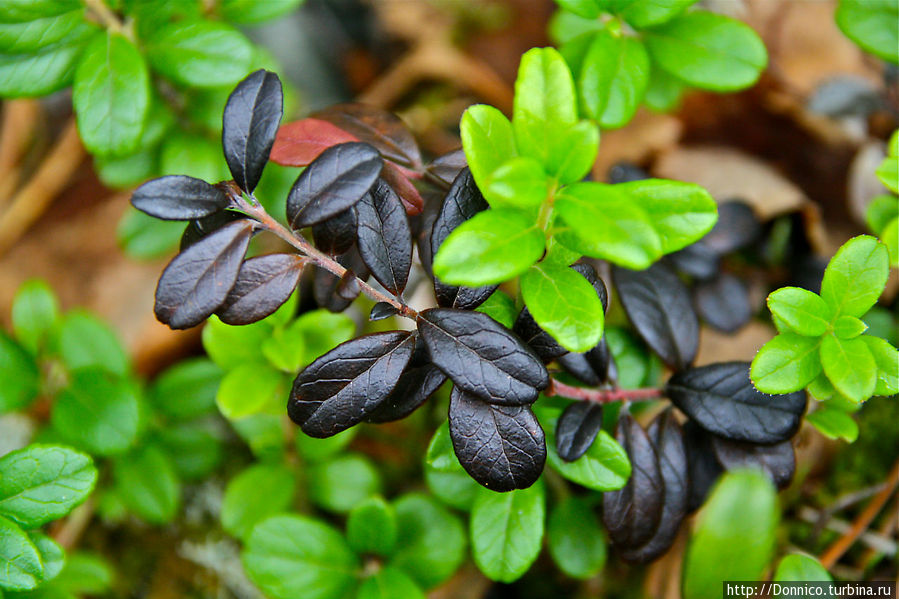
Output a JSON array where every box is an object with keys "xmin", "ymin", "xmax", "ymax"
[
  {"xmin": 149, "ymin": 358, "xmax": 222, "ymax": 421},
  {"xmin": 513, "ymin": 47, "xmax": 578, "ymax": 169},
  {"xmin": 0, "ymin": 38, "xmax": 86, "ymax": 98},
  {"xmin": 155, "ymin": 422, "xmax": 222, "ymax": 481},
  {"xmin": 835, "ymin": 0, "xmax": 898, "ymax": 63},
  {"xmin": 218, "ymin": 0, "xmax": 304, "ymax": 23},
  {"xmin": 876, "ymin": 156, "xmax": 898, "ymax": 194},
  {"xmin": 549, "ymin": 429, "xmax": 631, "ymax": 490},
  {"xmin": 96, "ymin": 148, "xmax": 157, "ymax": 189},
  {"xmin": 159, "ymin": 132, "xmax": 230, "ymax": 181},
  {"xmin": 773, "ymin": 554, "xmax": 832, "ymax": 582},
  {"xmin": 474, "ymin": 290, "xmax": 518, "ymax": 329},
  {"xmin": 347, "ymin": 496, "xmax": 398, "ymax": 557},
  {"xmin": 232, "ymin": 413, "xmax": 284, "ymax": 459},
  {"xmin": 308, "ymin": 454, "xmax": 381, "ymax": 514},
  {"xmin": 751, "ymin": 333, "xmax": 822, "ymax": 394},
  {"xmin": 807, "ymin": 373, "xmax": 835, "ymax": 401},
  {"xmin": 806, "ymin": 408, "xmax": 858, "ymax": 443},
  {"xmin": 682, "ymin": 470, "xmax": 778, "ymax": 599},
  {"xmin": 644, "ymin": 11, "xmax": 767, "ymax": 91},
  {"xmin": 879, "ymin": 217, "xmax": 898, "ymax": 267},
  {"xmin": 0, "ymin": 515, "xmax": 42, "ymax": 592},
  {"xmin": 357, "ymin": 568, "xmax": 425, "ymax": 599},
  {"xmin": 555, "ymin": 182, "xmax": 661, "ymax": 269},
  {"xmin": 555, "ymin": 0, "xmax": 601, "ymax": 19},
  {"xmin": 551, "ymin": 11, "xmax": 605, "ymax": 45},
  {"xmin": 0, "ymin": 9, "xmax": 90, "ymax": 56},
  {"xmin": 202, "ymin": 316, "xmax": 271, "ymax": 370},
  {"xmin": 289, "ymin": 310, "xmax": 356, "ymax": 366},
  {"xmin": 54, "ymin": 552, "xmax": 113, "ymax": 595},
  {"xmin": 644, "ymin": 66, "xmax": 685, "ymax": 112},
  {"xmin": 73, "ymin": 33, "xmax": 150, "ymax": 156},
  {"xmin": 51, "ymin": 368, "xmax": 140, "ymax": 456},
  {"xmin": 11, "ymin": 280, "xmax": 59, "ymax": 355},
  {"xmin": 766, "ymin": 287, "xmax": 832, "ymax": 337},
  {"xmin": 547, "ymin": 496, "xmax": 606, "ymax": 579},
  {"xmin": 616, "ymin": 0, "xmax": 698, "ymax": 28},
  {"xmin": 113, "ymin": 444, "xmax": 180, "ymax": 525},
  {"xmin": 470, "ymin": 483, "xmax": 545, "ymax": 583},
  {"xmin": 0, "ymin": 332, "xmax": 39, "ymax": 413},
  {"xmin": 606, "ymin": 327, "xmax": 661, "ymax": 388},
  {"xmin": 216, "ymin": 364, "xmax": 284, "ymax": 420},
  {"xmin": 146, "ymin": 20, "xmax": 254, "ymax": 88},
  {"xmin": 52, "ymin": 310, "xmax": 129, "ymax": 376},
  {"xmin": 117, "ymin": 208, "xmax": 185, "ymax": 260},
  {"xmin": 426, "ymin": 422, "xmax": 459, "ymax": 473},
  {"xmin": 221, "ymin": 463, "xmax": 295, "ymax": 541},
  {"xmin": 242, "ymin": 514, "xmax": 358, "ymax": 599},
  {"xmin": 460, "ymin": 104, "xmax": 517, "ymax": 192},
  {"xmin": 0, "ymin": 0, "xmax": 80, "ymax": 22},
  {"xmin": 424, "ymin": 467, "xmax": 480, "ymax": 512},
  {"xmin": 861, "ymin": 336, "xmax": 899, "ymax": 396},
  {"xmin": 431, "ymin": 208, "xmax": 545, "ymax": 286},
  {"xmin": 389, "ymin": 494, "xmax": 466, "ymax": 589},
  {"xmin": 544, "ymin": 236, "xmax": 581, "ymax": 265},
  {"xmin": 482, "ymin": 157, "xmax": 549, "ymax": 211},
  {"xmin": 28, "ymin": 532, "xmax": 65, "ymax": 581},
  {"xmin": 820, "ymin": 235, "xmax": 890, "ymax": 318},
  {"xmin": 548, "ymin": 120, "xmax": 600, "ymax": 184},
  {"xmin": 295, "ymin": 427, "xmax": 357, "ymax": 463},
  {"xmin": 820, "ymin": 335, "xmax": 876, "ymax": 403},
  {"xmin": 832, "ymin": 315, "xmax": 867, "ymax": 339},
  {"xmin": 0, "ymin": 445, "xmax": 97, "ymax": 528},
  {"xmin": 579, "ymin": 29, "xmax": 649, "ymax": 128},
  {"xmin": 520, "ymin": 262, "xmax": 604, "ymax": 352}
]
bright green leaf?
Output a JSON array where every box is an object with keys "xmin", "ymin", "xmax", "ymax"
[
  {"xmin": 548, "ymin": 496, "xmax": 606, "ymax": 579},
  {"xmin": 606, "ymin": 326, "xmax": 660, "ymax": 388},
  {"xmin": 861, "ymin": 335, "xmax": 899, "ymax": 396},
  {"xmin": 113, "ymin": 444, "xmax": 180, "ymax": 524},
  {"xmin": 426, "ymin": 422, "xmax": 459, "ymax": 473},
  {"xmin": 28, "ymin": 532, "xmax": 64, "ymax": 581},
  {"xmin": 751, "ymin": 333, "xmax": 822, "ymax": 394},
  {"xmin": 432, "ymin": 208, "xmax": 545, "ymax": 286},
  {"xmin": 0, "ymin": 0, "xmax": 80, "ymax": 22},
  {"xmin": 155, "ymin": 422, "xmax": 222, "ymax": 481},
  {"xmin": 96, "ymin": 148, "xmax": 157, "ymax": 189},
  {"xmin": 549, "ymin": 428, "xmax": 631, "ymax": 490},
  {"xmin": 53, "ymin": 552, "xmax": 113, "ymax": 595},
  {"xmin": 579, "ymin": 29, "xmax": 649, "ymax": 128},
  {"xmin": 308, "ymin": 453, "xmax": 381, "ymax": 514},
  {"xmin": 0, "ymin": 332, "xmax": 39, "ymax": 413},
  {"xmin": 159, "ymin": 132, "xmax": 229, "ymax": 181},
  {"xmin": 548, "ymin": 119, "xmax": 600, "ymax": 184},
  {"xmin": 0, "ymin": 9, "xmax": 90, "ymax": 60},
  {"xmin": 116, "ymin": 208, "xmax": 185, "ymax": 260},
  {"xmin": 424, "ymin": 467, "xmax": 480, "ymax": 512},
  {"xmin": 0, "ymin": 515, "xmax": 42, "ymax": 592},
  {"xmin": 149, "ymin": 357, "xmax": 222, "ymax": 421},
  {"xmin": 216, "ymin": 364, "xmax": 284, "ymax": 420},
  {"xmin": 807, "ymin": 373, "xmax": 835, "ymax": 401},
  {"xmin": 766, "ymin": 287, "xmax": 832, "ymax": 337},
  {"xmin": 289, "ymin": 309, "xmax": 356, "ymax": 366},
  {"xmin": 820, "ymin": 235, "xmax": 890, "ymax": 318},
  {"xmin": 880, "ymin": 217, "xmax": 898, "ymax": 266},
  {"xmin": 0, "ymin": 37, "xmax": 86, "ymax": 98},
  {"xmin": 221, "ymin": 463, "xmax": 295, "ymax": 541},
  {"xmin": 295, "ymin": 427, "xmax": 357, "ymax": 463},
  {"xmin": 232, "ymin": 413, "xmax": 284, "ymax": 459},
  {"xmin": 474, "ymin": 290, "xmax": 518, "ymax": 329},
  {"xmin": 806, "ymin": 408, "xmax": 858, "ymax": 443},
  {"xmin": 644, "ymin": 66, "xmax": 685, "ymax": 112},
  {"xmin": 483, "ymin": 157, "xmax": 549, "ymax": 210},
  {"xmin": 202, "ymin": 316, "xmax": 271, "ymax": 370},
  {"xmin": 773, "ymin": 554, "xmax": 832, "ymax": 582},
  {"xmin": 555, "ymin": 0, "xmax": 601, "ymax": 19},
  {"xmin": 347, "ymin": 496, "xmax": 398, "ymax": 557},
  {"xmin": 52, "ymin": 310, "xmax": 129, "ymax": 376},
  {"xmin": 460, "ymin": 104, "xmax": 518, "ymax": 192},
  {"xmin": 820, "ymin": 335, "xmax": 876, "ymax": 403},
  {"xmin": 218, "ymin": 0, "xmax": 304, "ymax": 23},
  {"xmin": 876, "ymin": 155, "xmax": 898, "ymax": 193},
  {"xmin": 11, "ymin": 280, "xmax": 59, "ymax": 355},
  {"xmin": 357, "ymin": 567, "xmax": 425, "ymax": 599},
  {"xmin": 644, "ymin": 11, "xmax": 767, "ymax": 91},
  {"xmin": 832, "ymin": 315, "xmax": 867, "ymax": 339},
  {"xmin": 146, "ymin": 21, "xmax": 254, "ymax": 88},
  {"xmin": 616, "ymin": 0, "xmax": 698, "ymax": 28},
  {"xmin": 835, "ymin": 0, "xmax": 898, "ymax": 63},
  {"xmin": 389, "ymin": 494, "xmax": 466, "ymax": 589}
]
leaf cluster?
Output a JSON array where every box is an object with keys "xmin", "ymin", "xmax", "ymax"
[{"xmin": 865, "ymin": 129, "xmax": 898, "ymax": 266}]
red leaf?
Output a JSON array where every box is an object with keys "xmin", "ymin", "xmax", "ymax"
[
  {"xmin": 270, "ymin": 118, "xmax": 358, "ymax": 166},
  {"xmin": 382, "ymin": 161, "xmax": 424, "ymax": 215}
]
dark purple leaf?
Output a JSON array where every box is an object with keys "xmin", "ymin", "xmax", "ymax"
[
  {"xmin": 286, "ymin": 142, "xmax": 382, "ymax": 229},
  {"xmin": 313, "ymin": 247, "xmax": 370, "ymax": 312},
  {"xmin": 683, "ymin": 419, "xmax": 723, "ymax": 512},
  {"xmin": 602, "ymin": 414, "xmax": 664, "ymax": 549},
  {"xmin": 381, "ymin": 160, "xmax": 424, "ymax": 215},
  {"xmin": 180, "ymin": 210, "xmax": 247, "ymax": 250},
  {"xmin": 313, "ymin": 103, "xmax": 422, "ymax": 170},
  {"xmin": 425, "ymin": 148, "xmax": 466, "ymax": 189},
  {"xmin": 619, "ymin": 409, "xmax": 688, "ymax": 563},
  {"xmin": 557, "ymin": 352, "xmax": 602, "ymax": 386},
  {"xmin": 666, "ymin": 242, "xmax": 720, "ymax": 280},
  {"xmin": 666, "ymin": 361, "xmax": 807, "ymax": 444},
  {"xmin": 217, "ymin": 254, "xmax": 304, "ymax": 325},
  {"xmin": 607, "ymin": 162, "xmax": 648, "ymax": 183},
  {"xmin": 702, "ymin": 201, "xmax": 761, "ymax": 254},
  {"xmin": 365, "ymin": 338, "xmax": 446, "ymax": 423},
  {"xmin": 613, "ymin": 262, "xmax": 698, "ymax": 371},
  {"xmin": 585, "ymin": 338, "xmax": 615, "ymax": 383},
  {"xmin": 354, "ymin": 179, "xmax": 412, "ymax": 295},
  {"xmin": 513, "ymin": 307, "xmax": 568, "ymax": 363},
  {"xmin": 335, "ymin": 270, "xmax": 361, "ymax": 300},
  {"xmin": 571, "ymin": 262, "xmax": 609, "ymax": 312},
  {"xmin": 223, "ymin": 69, "xmax": 283, "ymax": 193},
  {"xmin": 312, "ymin": 208, "xmax": 357, "ymax": 255},
  {"xmin": 417, "ymin": 308, "xmax": 548, "ymax": 405},
  {"xmin": 711, "ymin": 436, "xmax": 795, "ymax": 490},
  {"xmin": 430, "ymin": 168, "xmax": 497, "ymax": 309},
  {"xmin": 693, "ymin": 273, "xmax": 751, "ymax": 333},
  {"xmin": 369, "ymin": 302, "xmax": 398, "ymax": 321},
  {"xmin": 555, "ymin": 402, "xmax": 603, "ymax": 462},
  {"xmin": 448, "ymin": 387, "xmax": 545, "ymax": 491},
  {"xmin": 132, "ymin": 175, "xmax": 229, "ymax": 221},
  {"xmin": 155, "ymin": 220, "xmax": 254, "ymax": 329},
  {"xmin": 270, "ymin": 117, "xmax": 358, "ymax": 166},
  {"xmin": 288, "ymin": 331, "xmax": 416, "ymax": 437}
]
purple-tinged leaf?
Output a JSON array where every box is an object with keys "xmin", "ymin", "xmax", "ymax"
[
  {"xmin": 312, "ymin": 208, "xmax": 357, "ymax": 255},
  {"xmin": 418, "ymin": 308, "xmax": 548, "ymax": 405},
  {"xmin": 555, "ymin": 402, "xmax": 603, "ymax": 462},
  {"xmin": 381, "ymin": 160, "xmax": 424, "ymax": 215},
  {"xmin": 313, "ymin": 103, "xmax": 422, "ymax": 170},
  {"xmin": 354, "ymin": 179, "xmax": 412, "ymax": 295},
  {"xmin": 180, "ymin": 210, "xmax": 247, "ymax": 250},
  {"xmin": 693, "ymin": 273, "xmax": 751, "ymax": 333},
  {"xmin": 369, "ymin": 302, "xmax": 398, "ymax": 322},
  {"xmin": 155, "ymin": 220, "xmax": 254, "ymax": 329},
  {"xmin": 335, "ymin": 270, "xmax": 361, "ymax": 300},
  {"xmin": 448, "ymin": 387, "xmax": 545, "ymax": 491},
  {"xmin": 286, "ymin": 142, "xmax": 382, "ymax": 229},
  {"xmin": 132, "ymin": 175, "xmax": 230, "ymax": 221},
  {"xmin": 313, "ymin": 247, "xmax": 370, "ymax": 312},
  {"xmin": 365, "ymin": 338, "xmax": 446, "ymax": 423},
  {"xmin": 426, "ymin": 148, "xmax": 466, "ymax": 189},
  {"xmin": 571, "ymin": 262, "xmax": 609, "ymax": 312},
  {"xmin": 223, "ymin": 69, "xmax": 283, "ymax": 193},
  {"xmin": 683, "ymin": 419, "xmax": 723, "ymax": 512},
  {"xmin": 667, "ymin": 242, "xmax": 720, "ymax": 280},
  {"xmin": 514, "ymin": 307, "xmax": 569, "ymax": 363},
  {"xmin": 557, "ymin": 352, "xmax": 602, "ymax": 386},
  {"xmin": 270, "ymin": 117, "xmax": 358, "ymax": 166},
  {"xmin": 217, "ymin": 254, "xmax": 304, "ymax": 325},
  {"xmin": 711, "ymin": 436, "xmax": 795, "ymax": 490},
  {"xmin": 702, "ymin": 201, "xmax": 760, "ymax": 255},
  {"xmin": 288, "ymin": 331, "xmax": 416, "ymax": 437}
]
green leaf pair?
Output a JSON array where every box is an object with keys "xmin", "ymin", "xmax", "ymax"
[
  {"xmin": 552, "ymin": 0, "xmax": 768, "ymax": 127},
  {"xmin": 751, "ymin": 236, "xmax": 897, "ymax": 404},
  {"xmin": 867, "ymin": 130, "xmax": 898, "ymax": 266}
]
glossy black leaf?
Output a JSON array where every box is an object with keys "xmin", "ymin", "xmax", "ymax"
[
  {"xmin": 369, "ymin": 302, "xmax": 398, "ymax": 321},
  {"xmin": 313, "ymin": 103, "xmax": 422, "ymax": 170},
  {"xmin": 607, "ymin": 162, "xmax": 648, "ymax": 184},
  {"xmin": 286, "ymin": 142, "xmax": 382, "ymax": 229},
  {"xmin": 571, "ymin": 262, "xmax": 609, "ymax": 312},
  {"xmin": 555, "ymin": 402, "xmax": 603, "ymax": 462},
  {"xmin": 602, "ymin": 414, "xmax": 664, "ymax": 549},
  {"xmin": 619, "ymin": 409, "xmax": 688, "ymax": 563},
  {"xmin": 312, "ymin": 208, "xmax": 357, "ymax": 255},
  {"xmin": 683, "ymin": 420, "xmax": 723, "ymax": 512},
  {"xmin": 354, "ymin": 179, "xmax": 412, "ymax": 295},
  {"xmin": 711, "ymin": 436, "xmax": 795, "ymax": 490},
  {"xmin": 666, "ymin": 242, "xmax": 720, "ymax": 280},
  {"xmin": 613, "ymin": 262, "xmax": 698, "ymax": 371},
  {"xmin": 448, "ymin": 387, "xmax": 545, "ymax": 491},
  {"xmin": 513, "ymin": 308, "xmax": 568, "ymax": 363},
  {"xmin": 666, "ymin": 361, "xmax": 807, "ymax": 444},
  {"xmin": 132, "ymin": 175, "xmax": 230, "ymax": 221},
  {"xmin": 313, "ymin": 248, "xmax": 370, "ymax": 312},
  {"xmin": 180, "ymin": 210, "xmax": 247, "ymax": 250},
  {"xmin": 585, "ymin": 338, "xmax": 616, "ymax": 384},
  {"xmin": 155, "ymin": 220, "xmax": 254, "ymax": 329},
  {"xmin": 288, "ymin": 331, "xmax": 415, "ymax": 437},
  {"xmin": 417, "ymin": 308, "xmax": 548, "ymax": 405},
  {"xmin": 217, "ymin": 254, "xmax": 304, "ymax": 325},
  {"xmin": 430, "ymin": 168, "xmax": 497, "ymax": 309},
  {"xmin": 557, "ymin": 352, "xmax": 602, "ymax": 386},
  {"xmin": 693, "ymin": 273, "xmax": 752, "ymax": 333},
  {"xmin": 702, "ymin": 201, "xmax": 761, "ymax": 255},
  {"xmin": 425, "ymin": 148, "xmax": 466, "ymax": 189},
  {"xmin": 365, "ymin": 339, "xmax": 446, "ymax": 423},
  {"xmin": 223, "ymin": 69, "xmax": 283, "ymax": 193}
]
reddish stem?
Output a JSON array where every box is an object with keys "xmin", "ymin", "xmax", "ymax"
[{"xmin": 546, "ymin": 378, "xmax": 664, "ymax": 404}]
